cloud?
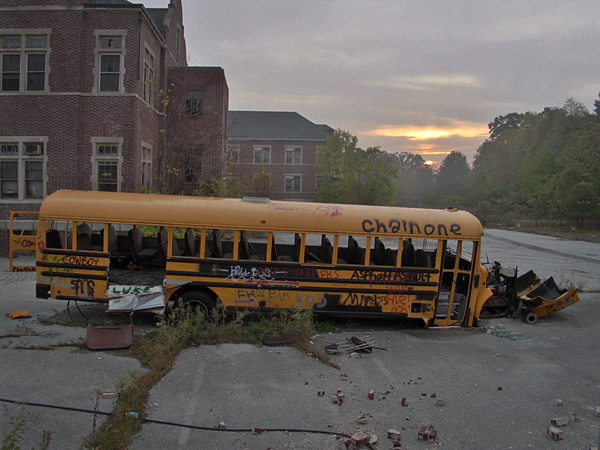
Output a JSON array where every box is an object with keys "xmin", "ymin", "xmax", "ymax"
[
  {"xmin": 372, "ymin": 74, "xmax": 482, "ymax": 92},
  {"xmin": 366, "ymin": 123, "xmax": 487, "ymax": 140}
]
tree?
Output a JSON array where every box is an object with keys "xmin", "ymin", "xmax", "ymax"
[
  {"xmin": 315, "ymin": 130, "xmax": 397, "ymax": 205},
  {"xmin": 488, "ymin": 112, "xmax": 525, "ymax": 140},
  {"xmin": 390, "ymin": 152, "xmax": 434, "ymax": 206},
  {"xmin": 435, "ymin": 151, "xmax": 470, "ymax": 195},
  {"xmin": 353, "ymin": 146, "xmax": 398, "ymax": 205},
  {"xmin": 315, "ymin": 129, "xmax": 358, "ymax": 203},
  {"xmin": 563, "ymin": 97, "xmax": 589, "ymax": 118}
]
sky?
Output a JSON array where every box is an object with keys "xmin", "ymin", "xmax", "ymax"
[{"xmin": 142, "ymin": 0, "xmax": 600, "ymax": 165}]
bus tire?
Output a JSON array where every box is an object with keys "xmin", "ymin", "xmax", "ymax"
[
  {"xmin": 524, "ymin": 311, "xmax": 538, "ymax": 325},
  {"xmin": 177, "ymin": 290, "xmax": 216, "ymax": 319}
]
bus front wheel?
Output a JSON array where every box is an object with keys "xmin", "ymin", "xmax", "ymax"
[{"xmin": 177, "ymin": 291, "xmax": 216, "ymax": 319}]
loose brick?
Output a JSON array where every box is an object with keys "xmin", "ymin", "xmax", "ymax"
[
  {"xmin": 387, "ymin": 429, "xmax": 402, "ymax": 440},
  {"xmin": 550, "ymin": 417, "xmax": 569, "ymax": 427},
  {"xmin": 351, "ymin": 431, "xmax": 368, "ymax": 448},
  {"xmin": 547, "ymin": 426, "xmax": 564, "ymax": 441}
]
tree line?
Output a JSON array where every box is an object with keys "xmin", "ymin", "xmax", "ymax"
[{"xmin": 316, "ymin": 95, "xmax": 600, "ymax": 226}]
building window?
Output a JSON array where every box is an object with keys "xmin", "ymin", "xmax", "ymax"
[
  {"xmin": 285, "ymin": 147, "xmax": 302, "ymax": 164},
  {"xmin": 143, "ymin": 48, "xmax": 154, "ymax": 105},
  {"xmin": 0, "ymin": 140, "xmax": 46, "ymax": 200},
  {"xmin": 185, "ymin": 90, "xmax": 203, "ymax": 116},
  {"xmin": 96, "ymin": 33, "xmax": 124, "ymax": 92},
  {"xmin": 228, "ymin": 145, "xmax": 240, "ymax": 163},
  {"xmin": 141, "ymin": 144, "xmax": 152, "ymax": 189},
  {"xmin": 185, "ymin": 148, "xmax": 202, "ymax": 183},
  {"xmin": 0, "ymin": 33, "xmax": 49, "ymax": 92},
  {"xmin": 253, "ymin": 146, "xmax": 270, "ymax": 164},
  {"xmin": 92, "ymin": 138, "xmax": 122, "ymax": 192},
  {"xmin": 285, "ymin": 174, "xmax": 302, "ymax": 193}
]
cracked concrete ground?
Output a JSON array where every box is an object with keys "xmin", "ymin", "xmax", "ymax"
[{"xmin": 1, "ymin": 229, "xmax": 599, "ymax": 449}]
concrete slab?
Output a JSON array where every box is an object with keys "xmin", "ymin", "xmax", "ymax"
[
  {"xmin": 0, "ymin": 270, "xmax": 148, "ymax": 449},
  {"xmin": 133, "ymin": 292, "xmax": 599, "ymax": 450}
]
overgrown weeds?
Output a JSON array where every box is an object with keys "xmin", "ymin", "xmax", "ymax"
[
  {"xmin": 1, "ymin": 407, "xmax": 51, "ymax": 450},
  {"xmin": 83, "ymin": 307, "xmax": 338, "ymax": 449}
]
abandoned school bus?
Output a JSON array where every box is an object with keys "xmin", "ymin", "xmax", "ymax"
[{"xmin": 35, "ymin": 190, "xmax": 494, "ymax": 327}]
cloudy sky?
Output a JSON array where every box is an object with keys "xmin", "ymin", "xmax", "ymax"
[{"xmin": 143, "ymin": 0, "xmax": 600, "ymax": 165}]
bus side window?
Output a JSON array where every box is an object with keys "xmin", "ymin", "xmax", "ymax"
[
  {"xmin": 46, "ymin": 228, "xmax": 62, "ymax": 249},
  {"xmin": 305, "ymin": 233, "xmax": 330, "ymax": 264},
  {"xmin": 77, "ymin": 223, "xmax": 92, "ymax": 250},
  {"xmin": 210, "ymin": 229, "xmax": 234, "ymax": 259},
  {"xmin": 401, "ymin": 240, "xmax": 416, "ymax": 266},
  {"xmin": 271, "ymin": 232, "xmax": 295, "ymax": 262}
]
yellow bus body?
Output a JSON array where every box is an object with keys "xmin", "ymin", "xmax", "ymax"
[{"xmin": 35, "ymin": 190, "xmax": 493, "ymax": 327}]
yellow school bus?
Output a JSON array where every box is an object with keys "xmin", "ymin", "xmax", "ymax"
[{"xmin": 35, "ymin": 190, "xmax": 493, "ymax": 327}]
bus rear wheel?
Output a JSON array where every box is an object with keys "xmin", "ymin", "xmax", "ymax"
[{"xmin": 177, "ymin": 291, "xmax": 216, "ymax": 319}]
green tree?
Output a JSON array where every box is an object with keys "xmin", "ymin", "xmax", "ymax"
[
  {"xmin": 390, "ymin": 152, "xmax": 434, "ymax": 206},
  {"xmin": 353, "ymin": 146, "xmax": 398, "ymax": 205},
  {"xmin": 315, "ymin": 129, "xmax": 358, "ymax": 203},
  {"xmin": 315, "ymin": 130, "xmax": 397, "ymax": 205},
  {"xmin": 434, "ymin": 151, "xmax": 470, "ymax": 196}
]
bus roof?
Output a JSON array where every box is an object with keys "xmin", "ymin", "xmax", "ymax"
[{"xmin": 39, "ymin": 190, "xmax": 484, "ymax": 239}]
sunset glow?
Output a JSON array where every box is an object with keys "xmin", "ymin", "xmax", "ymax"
[{"xmin": 367, "ymin": 125, "xmax": 487, "ymax": 140}]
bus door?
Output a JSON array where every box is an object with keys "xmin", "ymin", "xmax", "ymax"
[{"xmin": 434, "ymin": 240, "xmax": 476, "ymax": 326}]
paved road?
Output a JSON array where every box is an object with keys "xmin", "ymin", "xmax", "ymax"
[
  {"xmin": 0, "ymin": 229, "xmax": 598, "ymax": 449},
  {"xmin": 483, "ymin": 229, "xmax": 600, "ymax": 291}
]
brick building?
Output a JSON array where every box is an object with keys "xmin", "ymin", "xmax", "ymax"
[
  {"xmin": 0, "ymin": 0, "xmax": 228, "ymax": 249},
  {"xmin": 227, "ymin": 111, "xmax": 333, "ymax": 202}
]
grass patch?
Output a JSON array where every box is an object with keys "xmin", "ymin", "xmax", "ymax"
[{"xmin": 83, "ymin": 307, "xmax": 338, "ymax": 449}]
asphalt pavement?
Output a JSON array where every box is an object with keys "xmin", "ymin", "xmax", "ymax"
[{"xmin": 0, "ymin": 229, "xmax": 598, "ymax": 449}]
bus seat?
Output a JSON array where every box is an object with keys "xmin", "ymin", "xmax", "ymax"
[
  {"xmin": 347, "ymin": 236, "xmax": 359, "ymax": 264},
  {"xmin": 212, "ymin": 229, "xmax": 222, "ymax": 258},
  {"xmin": 402, "ymin": 241, "xmax": 416, "ymax": 266},
  {"xmin": 157, "ymin": 228, "xmax": 168, "ymax": 263},
  {"xmin": 157, "ymin": 228, "xmax": 183, "ymax": 263},
  {"xmin": 184, "ymin": 228, "xmax": 197, "ymax": 257},
  {"xmin": 107, "ymin": 225, "xmax": 130, "ymax": 267},
  {"xmin": 46, "ymin": 229, "xmax": 62, "ymax": 249},
  {"xmin": 415, "ymin": 249, "xmax": 432, "ymax": 267},
  {"xmin": 321, "ymin": 235, "xmax": 333, "ymax": 263},
  {"xmin": 77, "ymin": 223, "xmax": 92, "ymax": 250},
  {"xmin": 108, "ymin": 225, "xmax": 119, "ymax": 254},
  {"xmin": 128, "ymin": 226, "xmax": 158, "ymax": 266},
  {"xmin": 373, "ymin": 237, "xmax": 385, "ymax": 265},
  {"xmin": 212, "ymin": 229, "xmax": 231, "ymax": 258},
  {"xmin": 273, "ymin": 237, "xmax": 293, "ymax": 261},
  {"xmin": 294, "ymin": 233, "xmax": 302, "ymax": 261},
  {"xmin": 239, "ymin": 231, "xmax": 250, "ymax": 259},
  {"xmin": 385, "ymin": 248, "xmax": 397, "ymax": 266}
]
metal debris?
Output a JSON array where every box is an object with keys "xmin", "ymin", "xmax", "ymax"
[{"xmin": 325, "ymin": 335, "xmax": 388, "ymax": 354}]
